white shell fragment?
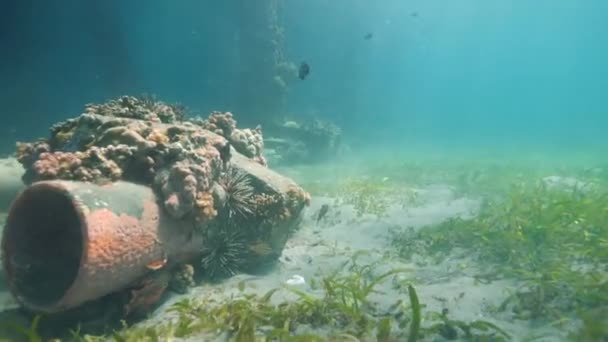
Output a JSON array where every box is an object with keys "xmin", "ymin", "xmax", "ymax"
[{"xmin": 285, "ymin": 274, "xmax": 306, "ymax": 286}]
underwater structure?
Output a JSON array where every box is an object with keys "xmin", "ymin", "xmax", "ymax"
[
  {"xmin": 1, "ymin": 96, "xmax": 310, "ymax": 317},
  {"xmin": 265, "ymin": 118, "xmax": 343, "ymax": 164},
  {"xmin": 233, "ymin": 0, "xmax": 299, "ymax": 127}
]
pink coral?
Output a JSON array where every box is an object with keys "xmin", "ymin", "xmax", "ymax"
[
  {"xmin": 229, "ymin": 126, "xmax": 264, "ymax": 160},
  {"xmin": 32, "ymin": 152, "xmax": 81, "ymax": 179},
  {"xmin": 155, "ymin": 159, "xmax": 216, "ymax": 220},
  {"xmin": 157, "ymin": 163, "xmax": 199, "ymax": 219},
  {"xmin": 84, "ymin": 95, "xmax": 185, "ymax": 123},
  {"xmin": 16, "ymin": 141, "xmax": 51, "ymax": 169},
  {"xmin": 15, "ymin": 97, "xmax": 268, "ymax": 229},
  {"xmin": 194, "ymin": 111, "xmax": 265, "ymax": 165},
  {"xmin": 202, "ymin": 111, "xmax": 237, "ymax": 137},
  {"xmin": 23, "ymin": 146, "xmax": 128, "ymax": 183}
]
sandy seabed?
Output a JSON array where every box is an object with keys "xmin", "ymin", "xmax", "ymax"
[
  {"xmin": 132, "ymin": 183, "xmax": 562, "ymax": 341},
  {"xmin": 0, "ymin": 157, "xmax": 575, "ymax": 341}
]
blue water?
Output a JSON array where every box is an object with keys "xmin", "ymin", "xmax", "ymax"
[
  {"xmin": 285, "ymin": 0, "xmax": 608, "ymax": 148},
  {"xmin": 1, "ymin": 0, "xmax": 607, "ymax": 150},
  {"xmin": 2, "ymin": 2, "xmax": 608, "ymax": 340}
]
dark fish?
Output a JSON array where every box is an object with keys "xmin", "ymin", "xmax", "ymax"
[
  {"xmin": 364, "ymin": 32, "xmax": 373, "ymax": 40},
  {"xmin": 298, "ymin": 62, "xmax": 310, "ymax": 80},
  {"xmin": 411, "ymin": 11, "xmax": 418, "ymax": 18},
  {"xmin": 316, "ymin": 204, "xmax": 329, "ymax": 223}
]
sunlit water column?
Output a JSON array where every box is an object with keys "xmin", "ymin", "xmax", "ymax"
[
  {"xmin": 0, "ymin": 158, "xmax": 23, "ymax": 214},
  {"xmin": 233, "ymin": 0, "xmax": 290, "ymax": 126}
]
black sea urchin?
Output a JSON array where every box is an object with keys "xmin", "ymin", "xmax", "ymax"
[
  {"xmin": 200, "ymin": 228, "xmax": 250, "ymax": 280},
  {"xmin": 219, "ymin": 168, "xmax": 256, "ymax": 220}
]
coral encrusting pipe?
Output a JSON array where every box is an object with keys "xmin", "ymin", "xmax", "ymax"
[
  {"xmin": 1, "ymin": 180, "xmax": 201, "ymax": 313},
  {"xmin": 3, "ymin": 96, "xmax": 311, "ymax": 317}
]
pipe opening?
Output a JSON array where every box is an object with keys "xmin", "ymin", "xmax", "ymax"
[{"xmin": 3, "ymin": 184, "xmax": 83, "ymax": 307}]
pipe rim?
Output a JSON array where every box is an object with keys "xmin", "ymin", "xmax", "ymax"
[{"xmin": 1, "ymin": 181, "xmax": 87, "ymax": 312}]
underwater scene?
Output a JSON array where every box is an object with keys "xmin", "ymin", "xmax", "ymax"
[{"xmin": 1, "ymin": 1, "xmax": 607, "ymax": 341}]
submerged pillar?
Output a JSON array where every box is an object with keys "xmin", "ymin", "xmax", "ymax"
[{"xmin": 234, "ymin": 0, "xmax": 293, "ymax": 126}]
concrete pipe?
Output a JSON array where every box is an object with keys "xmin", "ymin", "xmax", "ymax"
[{"xmin": 1, "ymin": 180, "xmax": 202, "ymax": 313}]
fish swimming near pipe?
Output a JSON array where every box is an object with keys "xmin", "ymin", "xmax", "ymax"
[
  {"xmin": 298, "ymin": 62, "xmax": 310, "ymax": 80},
  {"xmin": 316, "ymin": 204, "xmax": 329, "ymax": 223}
]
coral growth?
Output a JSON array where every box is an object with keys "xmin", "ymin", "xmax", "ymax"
[
  {"xmin": 146, "ymin": 129, "xmax": 170, "ymax": 145},
  {"xmin": 230, "ymin": 126, "xmax": 265, "ymax": 162},
  {"xmin": 252, "ymin": 193, "xmax": 291, "ymax": 229},
  {"xmin": 84, "ymin": 95, "xmax": 186, "ymax": 123},
  {"xmin": 200, "ymin": 111, "xmax": 237, "ymax": 137},
  {"xmin": 18, "ymin": 143, "xmax": 130, "ymax": 184},
  {"xmin": 17, "ymin": 103, "xmax": 230, "ymax": 223},
  {"xmin": 197, "ymin": 111, "xmax": 266, "ymax": 166},
  {"xmin": 169, "ymin": 264, "xmax": 195, "ymax": 294},
  {"xmin": 16, "ymin": 141, "xmax": 51, "ymax": 170},
  {"xmin": 252, "ymin": 184, "xmax": 310, "ymax": 229},
  {"xmin": 155, "ymin": 162, "xmax": 215, "ymax": 220},
  {"xmin": 287, "ymin": 184, "xmax": 312, "ymax": 209},
  {"xmin": 194, "ymin": 191, "xmax": 217, "ymax": 224},
  {"xmin": 266, "ymin": 117, "xmax": 343, "ymax": 164},
  {"xmin": 14, "ymin": 96, "xmax": 291, "ymax": 231}
]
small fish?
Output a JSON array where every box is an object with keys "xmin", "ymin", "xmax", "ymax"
[
  {"xmin": 316, "ymin": 204, "xmax": 329, "ymax": 223},
  {"xmin": 249, "ymin": 240, "xmax": 273, "ymax": 256},
  {"xmin": 364, "ymin": 32, "xmax": 373, "ymax": 40},
  {"xmin": 145, "ymin": 256, "xmax": 167, "ymax": 271},
  {"xmin": 411, "ymin": 11, "xmax": 419, "ymax": 18},
  {"xmin": 298, "ymin": 62, "xmax": 310, "ymax": 80}
]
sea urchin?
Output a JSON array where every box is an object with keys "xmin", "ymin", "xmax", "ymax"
[
  {"xmin": 200, "ymin": 228, "xmax": 250, "ymax": 280},
  {"xmin": 219, "ymin": 168, "xmax": 256, "ymax": 220}
]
